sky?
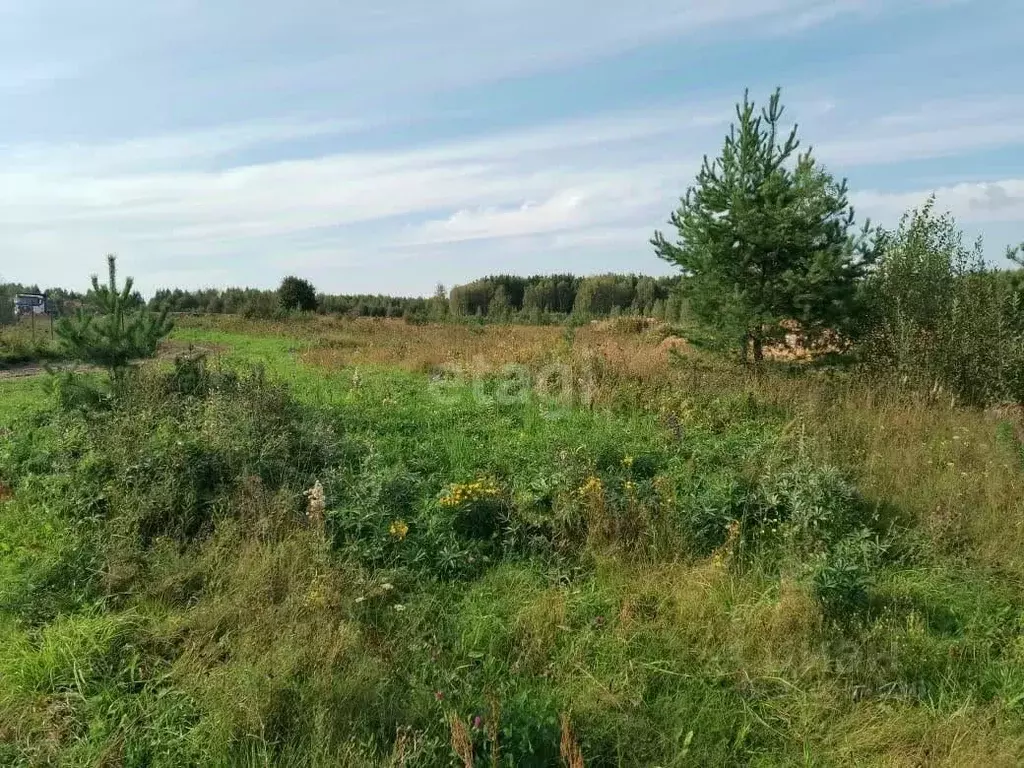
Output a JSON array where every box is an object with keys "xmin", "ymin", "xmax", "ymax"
[{"xmin": 0, "ymin": 0, "xmax": 1022, "ymax": 297}]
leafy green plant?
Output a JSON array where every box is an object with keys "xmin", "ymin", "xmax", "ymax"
[
  {"xmin": 679, "ymin": 471, "xmax": 756, "ymax": 555},
  {"xmin": 755, "ymin": 461, "xmax": 870, "ymax": 549},
  {"xmin": 48, "ymin": 369, "xmax": 110, "ymax": 413},
  {"xmin": 862, "ymin": 197, "xmax": 1024, "ymax": 406},
  {"xmin": 811, "ymin": 528, "xmax": 883, "ymax": 618}
]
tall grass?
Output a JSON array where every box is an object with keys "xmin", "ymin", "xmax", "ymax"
[
  {"xmin": 176, "ymin": 315, "xmax": 1024, "ymax": 576},
  {"xmin": 1, "ymin": 319, "xmax": 1023, "ymax": 765},
  {"xmin": 0, "ymin": 316, "xmax": 64, "ymax": 368}
]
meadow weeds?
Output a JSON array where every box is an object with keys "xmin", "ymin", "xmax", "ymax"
[
  {"xmin": 0, "ymin": 317, "xmax": 64, "ymax": 368},
  {"xmin": 1, "ymin": 317, "xmax": 1023, "ymax": 765}
]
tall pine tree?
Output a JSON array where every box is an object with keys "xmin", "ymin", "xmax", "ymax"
[{"xmin": 652, "ymin": 89, "xmax": 878, "ymax": 361}]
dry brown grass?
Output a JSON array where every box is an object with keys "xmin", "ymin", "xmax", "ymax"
[
  {"xmin": 300, "ymin": 318, "xmax": 560, "ymax": 374},
  {"xmin": 559, "ymin": 714, "xmax": 585, "ymax": 768},
  {"xmin": 826, "ymin": 702, "xmax": 1024, "ymax": 767},
  {"xmin": 785, "ymin": 385, "xmax": 1024, "ymax": 573},
  {"xmin": 448, "ymin": 711, "xmax": 475, "ymax": 767}
]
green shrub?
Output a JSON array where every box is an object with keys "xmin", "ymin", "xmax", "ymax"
[
  {"xmin": 403, "ymin": 306, "xmax": 430, "ymax": 325},
  {"xmin": 679, "ymin": 470, "xmax": 755, "ymax": 555},
  {"xmin": 754, "ymin": 461, "xmax": 873, "ymax": 549},
  {"xmin": 862, "ymin": 197, "xmax": 1024, "ymax": 405},
  {"xmin": 241, "ymin": 292, "xmax": 284, "ymax": 320},
  {"xmin": 48, "ymin": 370, "xmax": 110, "ymax": 413},
  {"xmin": 811, "ymin": 528, "xmax": 882, "ymax": 617}
]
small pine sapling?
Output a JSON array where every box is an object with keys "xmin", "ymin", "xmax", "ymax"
[{"xmin": 57, "ymin": 254, "xmax": 173, "ymax": 381}]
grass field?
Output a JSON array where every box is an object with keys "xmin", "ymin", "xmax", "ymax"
[
  {"xmin": 0, "ymin": 316, "xmax": 64, "ymax": 369},
  {"xmin": 2, "ymin": 316, "xmax": 1023, "ymax": 766}
]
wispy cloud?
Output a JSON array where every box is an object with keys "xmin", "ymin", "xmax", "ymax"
[
  {"xmin": 855, "ymin": 180, "xmax": 1024, "ymax": 225},
  {"xmin": 0, "ymin": 0, "xmax": 1019, "ymax": 293},
  {"xmin": 1, "ymin": 118, "xmax": 368, "ymax": 174},
  {"xmin": 3, "ymin": 87, "xmax": 1023, "ymax": 293},
  {"xmin": 814, "ymin": 97, "xmax": 1024, "ymax": 166}
]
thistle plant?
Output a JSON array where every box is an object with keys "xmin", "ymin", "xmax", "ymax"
[{"xmin": 56, "ymin": 254, "xmax": 172, "ymax": 381}]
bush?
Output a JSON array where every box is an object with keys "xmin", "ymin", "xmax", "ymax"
[
  {"xmin": 754, "ymin": 461, "xmax": 870, "ymax": 549},
  {"xmin": 811, "ymin": 528, "xmax": 883, "ymax": 618},
  {"xmin": 403, "ymin": 306, "xmax": 429, "ymax": 325},
  {"xmin": 48, "ymin": 370, "xmax": 110, "ymax": 413},
  {"xmin": 241, "ymin": 293, "xmax": 283, "ymax": 320},
  {"xmin": 12, "ymin": 362, "xmax": 342, "ymax": 563},
  {"xmin": 862, "ymin": 198, "xmax": 1024, "ymax": 406},
  {"xmin": 278, "ymin": 276, "xmax": 318, "ymax": 313}
]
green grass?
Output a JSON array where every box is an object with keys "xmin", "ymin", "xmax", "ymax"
[
  {"xmin": 1, "ymin": 323, "xmax": 1023, "ymax": 766},
  {"xmin": 0, "ymin": 318, "xmax": 64, "ymax": 368},
  {"xmin": 0, "ymin": 378, "xmax": 52, "ymax": 424}
]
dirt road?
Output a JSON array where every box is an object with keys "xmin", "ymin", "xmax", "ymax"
[{"xmin": 0, "ymin": 363, "xmax": 99, "ymax": 380}]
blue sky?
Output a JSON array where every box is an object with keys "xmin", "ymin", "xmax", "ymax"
[{"xmin": 0, "ymin": 0, "xmax": 1021, "ymax": 296}]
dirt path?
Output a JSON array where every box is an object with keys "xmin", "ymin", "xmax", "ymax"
[
  {"xmin": 0, "ymin": 362, "xmax": 99, "ymax": 380},
  {"xmin": 0, "ymin": 363, "xmax": 50, "ymax": 380},
  {"xmin": 0, "ymin": 342, "xmax": 226, "ymax": 381}
]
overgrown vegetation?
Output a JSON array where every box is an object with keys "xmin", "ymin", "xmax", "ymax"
[
  {"xmin": 3, "ymin": 313, "xmax": 1024, "ymax": 764},
  {"xmin": 3, "ymin": 87, "xmax": 1024, "ymax": 765},
  {"xmin": 0, "ymin": 283, "xmax": 63, "ymax": 369},
  {"xmin": 861, "ymin": 198, "xmax": 1024, "ymax": 406},
  {"xmin": 0, "ymin": 320, "xmax": 64, "ymax": 369}
]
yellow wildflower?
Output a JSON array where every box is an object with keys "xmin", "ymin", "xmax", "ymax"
[
  {"xmin": 389, "ymin": 520, "xmax": 409, "ymax": 540},
  {"xmin": 440, "ymin": 478, "xmax": 501, "ymax": 508},
  {"xmin": 579, "ymin": 475, "xmax": 603, "ymax": 496}
]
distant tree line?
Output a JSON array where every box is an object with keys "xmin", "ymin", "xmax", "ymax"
[
  {"xmin": 139, "ymin": 273, "xmax": 687, "ymax": 323},
  {"xmin": 147, "ymin": 285, "xmax": 433, "ymax": 320},
  {"xmin": 448, "ymin": 273, "xmax": 683, "ymax": 320}
]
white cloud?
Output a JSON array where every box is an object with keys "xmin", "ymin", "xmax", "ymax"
[
  {"xmin": 416, "ymin": 193, "xmax": 587, "ymax": 244},
  {"xmin": 854, "ymin": 180, "xmax": 1024, "ymax": 225},
  {"xmin": 409, "ymin": 175, "xmax": 682, "ymax": 246},
  {"xmin": 814, "ymin": 96, "xmax": 1024, "ymax": 167},
  {"xmin": 1, "ymin": 88, "xmax": 1022, "ymax": 293},
  {"xmin": 0, "ymin": 1, "xmax": 1019, "ymax": 293},
  {"xmin": 2, "ymin": 118, "xmax": 368, "ymax": 174}
]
